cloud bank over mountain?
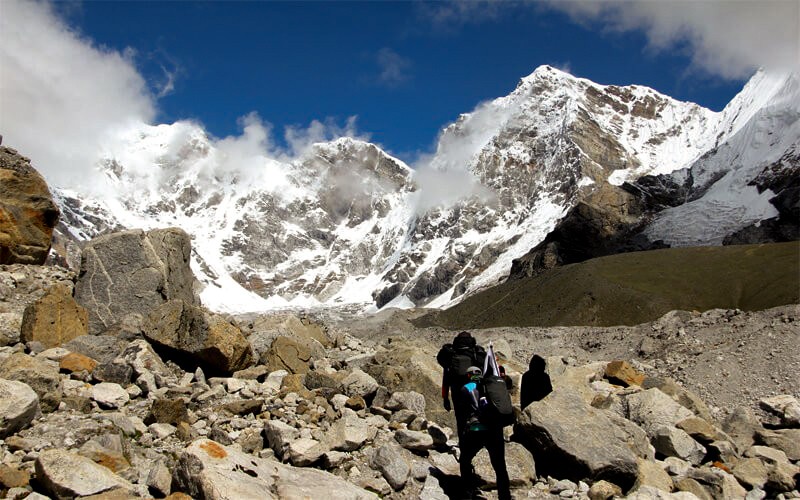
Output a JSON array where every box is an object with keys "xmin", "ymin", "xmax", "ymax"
[
  {"xmin": 0, "ymin": 0, "xmax": 368, "ymax": 193},
  {"xmin": 0, "ymin": 0, "xmax": 155, "ymax": 187},
  {"xmin": 546, "ymin": 0, "xmax": 799, "ymax": 79}
]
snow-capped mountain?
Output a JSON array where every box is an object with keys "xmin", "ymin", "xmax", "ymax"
[
  {"xmin": 641, "ymin": 71, "xmax": 800, "ymax": 246},
  {"xmin": 52, "ymin": 66, "xmax": 799, "ymax": 314}
]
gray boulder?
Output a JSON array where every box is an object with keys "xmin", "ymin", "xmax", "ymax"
[
  {"xmin": 264, "ymin": 336, "xmax": 324, "ymax": 375},
  {"xmin": 64, "ymin": 334, "xmax": 128, "ymax": 365},
  {"xmin": 174, "ymin": 438, "xmax": 373, "ymax": 500},
  {"xmin": 327, "ymin": 408, "xmax": 376, "ymax": 451},
  {"xmin": 721, "ymin": 406, "xmax": 761, "ymax": 452},
  {"xmin": 474, "ymin": 441, "xmax": 536, "ymax": 488},
  {"xmin": 652, "ymin": 426, "xmax": 707, "ymax": 465},
  {"xmin": 143, "ymin": 300, "xmax": 254, "ymax": 375},
  {"xmin": 75, "ymin": 228, "xmax": 198, "ymax": 333},
  {"xmin": 385, "ymin": 391, "xmax": 426, "ymax": 414},
  {"xmin": 115, "ymin": 339, "xmax": 172, "ymax": 393},
  {"xmin": 264, "ymin": 420, "xmax": 300, "ymax": 459},
  {"xmin": 394, "ymin": 429, "xmax": 434, "ymax": 452},
  {"xmin": 626, "ymin": 388, "xmax": 695, "ymax": 438},
  {"xmin": 90, "ymin": 382, "xmax": 130, "ymax": 410},
  {"xmin": 515, "ymin": 388, "xmax": 640, "ymax": 490},
  {"xmin": 370, "ymin": 443, "xmax": 410, "ymax": 490},
  {"xmin": 759, "ymin": 394, "xmax": 800, "ymax": 427},
  {"xmin": 0, "ymin": 378, "xmax": 40, "ymax": 437},
  {"xmin": 755, "ymin": 428, "xmax": 800, "ymax": 461},
  {"xmin": 365, "ymin": 340, "xmax": 446, "ymax": 426},
  {"xmin": 420, "ymin": 474, "xmax": 449, "ymax": 500},
  {"xmin": 34, "ymin": 449, "xmax": 134, "ymax": 498},
  {"xmin": 341, "ymin": 369, "xmax": 379, "ymax": 398},
  {"xmin": 286, "ymin": 438, "xmax": 326, "ymax": 466},
  {"xmin": 0, "ymin": 352, "xmax": 60, "ymax": 410}
]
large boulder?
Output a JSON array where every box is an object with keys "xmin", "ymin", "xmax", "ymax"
[
  {"xmin": 174, "ymin": 438, "xmax": 373, "ymax": 500},
  {"xmin": 327, "ymin": 408, "xmax": 377, "ymax": 451},
  {"xmin": 474, "ymin": 441, "xmax": 537, "ymax": 488},
  {"xmin": 370, "ymin": 443, "xmax": 410, "ymax": 491},
  {"xmin": 20, "ymin": 283, "xmax": 88, "ymax": 348},
  {"xmin": 74, "ymin": 228, "xmax": 198, "ymax": 333},
  {"xmin": 365, "ymin": 339, "xmax": 445, "ymax": 426},
  {"xmin": 515, "ymin": 388, "xmax": 641, "ymax": 490},
  {"xmin": 34, "ymin": 449, "xmax": 135, "ymax": 498},
  {"xmin": 759, "ymin": 394, "xmax": 800, "ymax": 427},
  {"xmin": 0, "ymin": 147, "xmax": 59, "ymax": 265},
  {"xmin": 625, "ymin": 388, "xmax": 696, "ymax": 438},
  {"xmin": 242, "ymin": 312, "xmax": 333, "ymax": 362},
  {"xmin": 642, "ymin": 377, "xmax": 713, "ymax": 423},
  {"xmin": 63, "ymin": 334, "xmax": 128, "ymax": 365},
  {"xmin": 143, "ymin": 300, "xmax": 254, "ymax": 376},
  {"xmin": 0, "ymin": 353, "xmax": 60, "ymax": 405},
  {"xmin": 264, "ymin": 336, "xmax": 324, "ymax": 374},
  {"xmin": 0, "ymin": 378, "xmax": 40, "ymax": 437}
]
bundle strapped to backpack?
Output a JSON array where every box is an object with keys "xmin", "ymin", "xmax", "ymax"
[{"xmin": 479, "ymin": 342, "xmax": 515, "ymax": 427}]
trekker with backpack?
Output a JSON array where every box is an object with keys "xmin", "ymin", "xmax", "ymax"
[
  {"xmin": 437, "ymin": 331, "xmax": 487, "ymax": 437},
  {"xmin": 458, "ymin": 365, "xmax": 511, "ymax": 500}
]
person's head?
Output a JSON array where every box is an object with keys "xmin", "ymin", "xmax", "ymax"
[
  {"xmin": 466, "ymin": 366, "xmax": 482, "ymax": 381},
  {"xmin": 453, "ymin": 331, "xmax": 476, "ymax": 348},
  {"xmin": 529, "ymin": 354, "xmax": 546, "ymax": 372}
]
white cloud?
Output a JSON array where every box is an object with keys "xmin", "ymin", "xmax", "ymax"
[
  {"xmin": 412, "ymin": 99, "xmax": 511, "ymax": 213},
  {"xmin": 546, "ymin": 0, "xmax": 799, "ymax": 79},
  {"xmin": 0, "ymin": 0, "xmax": 368, "ymax": 193},
  {"xmin": 376, "ymin": 48, "xmax": 412, "ymax": 87},
  {"xmin": 0, "ymin": 0, "xmax": 156, "ymax": 187},
  {"xmin": 415, "ymin": 1, "xmax": 506, "ymax": 32},
  {"xmin": 284, "ymin": 116, "xmax": 366, "ymax": 157}
]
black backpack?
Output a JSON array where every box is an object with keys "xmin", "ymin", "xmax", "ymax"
[
  {"xmin": 437, "ymin": 338, "xmax": 486, "ymax": 387},
  {"xmin": 480, "ymin": 374, "xmax": 515, "ymax": 427}
]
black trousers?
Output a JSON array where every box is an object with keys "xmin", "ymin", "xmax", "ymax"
[{"xmin": 459, "ymin": 427, "xmax": 511, "ymax": 500}]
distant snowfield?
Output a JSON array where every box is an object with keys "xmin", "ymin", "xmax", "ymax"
[{"xmin": 52, "ymin": 67, "xmax": 799, "ymax": 315}]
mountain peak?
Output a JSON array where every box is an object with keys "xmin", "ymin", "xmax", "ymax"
[{"xmin": 517, "ymin": 65, "xmax": 576, "ymax": 87}]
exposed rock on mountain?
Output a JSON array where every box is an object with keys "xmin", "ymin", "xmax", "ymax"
[
  {"xmin": 0, "ymin": 147, "xmax": 59, "ymax": 266},
  {"xmin": 511, "ymin": 71, "xmax": 800, "ymax": 279},
  {"xmin": 74, "ymin": 228, "xmax": 198, "ymax": 333}
]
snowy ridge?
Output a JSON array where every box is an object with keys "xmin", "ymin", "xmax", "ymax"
[
  {"xmin": 645, "ymin": 71, "xmax": 800, "ymax": 246},
  {"xmin": 52, "ymin": 66, "xmax": 799, "ymax": 313}
]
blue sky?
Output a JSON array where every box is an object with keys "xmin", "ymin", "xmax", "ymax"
[
  {"xmin": 59, "ymin": 1, "xmax": 748, "ymax": 158},
  {"xmin": 1, "ymin": 1, "xmax": 798, "ymax": 184}
]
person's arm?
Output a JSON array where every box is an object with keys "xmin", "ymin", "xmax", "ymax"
[{"xmin": 442, "ymin": 370, "xmax": 451, "ymax": 411}]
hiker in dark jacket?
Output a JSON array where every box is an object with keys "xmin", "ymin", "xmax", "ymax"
[
  {"xmin": 458, "ymin": 366, "xmax": 511, "ymax": 500},
  {"xmin": 440, "ymin": 331, "xmax": 486, "ymax": 437},
  {"xmin": 520, "ymin": 354, "xmax": 552, "ymax": 409}
]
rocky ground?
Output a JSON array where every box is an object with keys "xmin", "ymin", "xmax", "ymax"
[{"xmin": 0, "ymin": 260, "xmax": 798, "ymax": 500}]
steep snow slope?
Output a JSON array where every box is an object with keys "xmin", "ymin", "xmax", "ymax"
[
  {"xmin": 644, "ymin": 71, "xmax": 799, "ymax": 246},
  {"xmin": 52, "ymin": 66, "xmax": 797, "ymax": 313}
]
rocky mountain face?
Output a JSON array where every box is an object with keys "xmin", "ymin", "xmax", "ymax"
[
  {"xmin": 511, "ymin": 70, "xmax": 800, "ymax": 279},
  {"xmin": 48, "ymin": 66, "xmax": 799, "ymax": 314},
  {"xmin": 0, "ymin": 252, "xmax": 798, "ymax": 499}
]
